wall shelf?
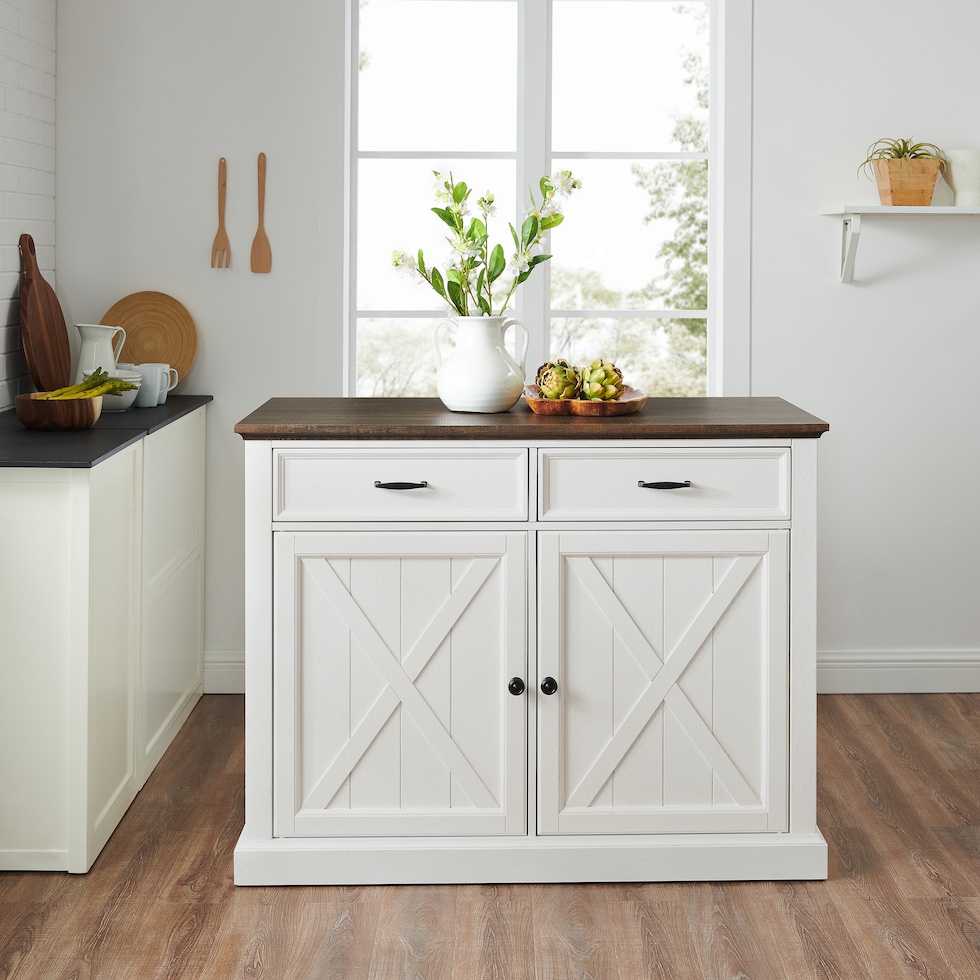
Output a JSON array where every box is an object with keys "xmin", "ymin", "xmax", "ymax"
[{"xmin": 821, "ymin": 205, "xmax": 980, "ymax": 282}]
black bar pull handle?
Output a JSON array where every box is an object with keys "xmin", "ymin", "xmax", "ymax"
[
  {"xmin": 638, "ymin": 480, "xmax": 692, "ymax": 490},
  {"xmin": 374, "ymin": 480, "xmax": 428, "ymax": 490}
]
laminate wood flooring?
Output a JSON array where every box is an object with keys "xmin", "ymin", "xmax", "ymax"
[{"xmin": 3, "ymin": 692, "xmax": 980, "ymax": 979}]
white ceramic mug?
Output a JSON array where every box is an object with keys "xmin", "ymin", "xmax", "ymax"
[
  {"xmin": 119, "ymin": 362, "xmax": 169, "ymax": 408},
  {"xmin": 141, "ymin": 362, "xmax": 178, "ymax": 404}
]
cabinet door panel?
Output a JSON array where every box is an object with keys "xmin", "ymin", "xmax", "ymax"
[
  {"xmin": 275, "ymin": 531, "xmax": 527, "ymax": 837},
  {"xmin": 538, "ymin": 530, "xmax": 787, "ymax": 835}
]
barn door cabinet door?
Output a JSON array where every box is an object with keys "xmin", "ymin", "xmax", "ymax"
[
  {"xmin": 273, "ymin": 530, "xmax": 528, "ymax": 838},
  {"xmin": 537, "ymin": 529, "xmax": 788, "ymax": 836}
]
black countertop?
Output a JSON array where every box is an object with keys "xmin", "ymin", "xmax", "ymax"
[{"xmin": 0, "ymin": 395, "xmax": 213, "ymax": 468}]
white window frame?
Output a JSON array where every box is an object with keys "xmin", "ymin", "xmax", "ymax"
[{"xmin": 342, "ymin": 0, "xmax": 752, "ymax": 397}]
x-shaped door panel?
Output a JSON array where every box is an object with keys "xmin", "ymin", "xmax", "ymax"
[{"xmin": 304, "ymin": 555, "xmax": 500, "ymax": 811}]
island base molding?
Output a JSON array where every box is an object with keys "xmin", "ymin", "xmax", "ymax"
[{"xmin": 233, "ymin": 830, "xmax": 829, "ymax": 886}]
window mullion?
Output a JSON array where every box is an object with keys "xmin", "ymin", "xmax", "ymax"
[
  {"xmin": 517, "ymin": 0, "xmax": 551, "ymax": 373},
  {"xmin": 343, "ymin": 0, "xmax": 358, "ymax": 397}
]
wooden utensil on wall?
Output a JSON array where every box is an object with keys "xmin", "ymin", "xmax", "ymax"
[
  {"xmin": 211, "ymin": 157, "xmax": 230, "ymax": 268},
  {"xmin": 250, "ymin": 152, "xmax": 272, "ymax": 273},
  {"xmin": 18, "ymin": 234, "xmax": 72, "ymax": 391}
]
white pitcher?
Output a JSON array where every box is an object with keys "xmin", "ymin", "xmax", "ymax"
[
  {"xmin": 74, "ymin": 323, "xmax": 126, "ymax": 383},
  {"xmin": 433, "ymin": 315, "xmax": 529, "ymax": 413}
]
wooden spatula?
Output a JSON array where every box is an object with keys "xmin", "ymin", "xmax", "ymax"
[
  {"xmin": 211, "ymin": 157, "xmax": 230, "ymax": 268},
  {"xmin": 250, "ymin": 152, "xmax": 272, "ymax": 273}
]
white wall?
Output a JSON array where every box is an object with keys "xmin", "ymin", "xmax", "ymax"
[
  {"xmin": 55, "ymin": 0, "xmax": 980, "ymax": 692},
  {"xmin": 751, "ymin": 0, "xmax": 980, "ymax": 690},
  {"xmin": 0, "ymin": 0, "xmax": 55, "ymax": 409},
  {"xmin": 56, "ymin": 0, "xmax": 346, "ymax": 690}
]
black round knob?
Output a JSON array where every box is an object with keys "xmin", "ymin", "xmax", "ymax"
[
  {"xmin": 540, "ymin": 676, "xmax": 558, "ymax": 696},
  {"xmin": 508, "ymin": 677, "xmax": 526, "ymax": 696}
]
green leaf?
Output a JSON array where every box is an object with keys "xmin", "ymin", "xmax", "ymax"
[
  {"xmin": 447, "ymin": 278, "xmax": 465, "ymax": 315},
  {"xmin": 453, "ymin": 181, "xmax": 468, "ymax": 205},
  {"xmin": 509, "ymin": 222, "xmax": 521, "ymax": 251},
  {"xmin": 540, "ymin": 175, "xmax": 551, "ymax": 199},
  {"xmin": 488, "ymin": 244, "xmax": 506, "ymax": 281},
  {"xmin": 430, "ymin": 266, "xmax": 447, "ymax": 298},
  {"xmin": 540, "ymin": 213, "xmax": 564, "ymax": 230},
  {"xmin": 432, "ymin": 206, "xmax": 459, "ymax": 231},
  {"xmin": 468, "ymin": 217, "xmax": 486, "ymax": 242},
  {"xmin": 477, "ymin": 294, "xmax": 491, "ymax": 316},
  {"xmin": 521, "ymin": 214, "xmax": 539, "ymax": 247},
  {"xmin": 417, "ymin": 249, "xmax": 426, "ymax": 276},
  {"xmin": 529, "ymin": 253, "xmax": 551, "ymax": 267}
]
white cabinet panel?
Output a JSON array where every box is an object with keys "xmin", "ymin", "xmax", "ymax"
[
  {"xmin": 537, "ymin": 530, "xmax": 788, "ymax": 836},
  {"xmin": 138, "ymin": 410, "xmax": 206, "ymax": 781},
  {"xmin": 274, "ymin": 531, "xmax": 527, "ymax": 837},
  {"xmin": 274, "ymin": 447, "xmax": 528, "ymax": 521},
  {"xmin": 539, "ymin": 447, "xmax": 790, "ymax": 521}
]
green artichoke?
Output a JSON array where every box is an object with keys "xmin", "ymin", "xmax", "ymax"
[
  {"xmin": 535, "ymin": 359, "xmax": 582, "ymax": 399},
  {"xmin": 580, "ymin": 359, "xmax": 624, "ymax": 400}
]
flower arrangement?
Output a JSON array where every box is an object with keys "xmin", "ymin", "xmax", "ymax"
[{"xmin": 393, "ymin": 169, "xmax": 581, "ymax": 317}]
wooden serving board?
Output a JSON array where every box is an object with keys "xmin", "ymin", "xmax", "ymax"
[
  {"xmin": 19, "ymin": 234, "xmax": 72, "ymax": 391},
  {"xmin": 101, "ymin": 291, "xmax": 198, "ymax": 382}
]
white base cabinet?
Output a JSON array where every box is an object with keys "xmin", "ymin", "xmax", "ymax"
[
  {"xmin": 0, "ymin": 405, "xmax": 207, "ymax": 872},
  {"xmin": 235, "ymin": 396, "xmax": 829, "ymax": 885}
]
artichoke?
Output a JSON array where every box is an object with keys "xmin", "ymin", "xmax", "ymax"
[
  {"xmin": 580, "ymin": 359, "xmax": 625, "ymax": 400},
  {"xmin": 535, "ymin": 359, "xmax": 581, "ymax": 399}
]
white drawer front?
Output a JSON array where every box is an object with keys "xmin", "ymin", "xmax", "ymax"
[
  {"xmin": 538, "ymin": 448, "xmax": 790, "ymax": 521},
  {"xmin": 274, "ymin": 447, "xmax": 528, "ymax": 521}
]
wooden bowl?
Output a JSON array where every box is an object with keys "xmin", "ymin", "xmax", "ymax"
[
  {"xmin": 523, "ymin": 385, "xmax": 648, "ymax": 416},
  {"xmin": 15, "ymin": 392, "xmax": 103, "ymax": 430}
]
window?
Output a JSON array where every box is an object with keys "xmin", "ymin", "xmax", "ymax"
[{"xmin": 345, "ymin": 0, "xmax": 749, "ymax": 397}]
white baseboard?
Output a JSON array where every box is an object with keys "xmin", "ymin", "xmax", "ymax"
[
  {"xmin": 818, "ymin": 649, "xmax": 980, "ymax": 694},
  {"xmin": 204, "ymin": 650, "xmax": 245, "ymax": 694},
  {"xmin": 205, "ymin": 649, "xmax": 980, "ymax": 697}
]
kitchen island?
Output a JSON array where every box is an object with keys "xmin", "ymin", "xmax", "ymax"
[
  {"xmin": 0, "ymin": 395, "xmax": 210, "ymax": 872},
  {"xmin": 234, "ymin": 396, "xmax": 829, "ymax": 885}
]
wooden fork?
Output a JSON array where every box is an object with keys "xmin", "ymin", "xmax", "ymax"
[{"xmin": 211, "ymin": 157, "xmax": 230, "ymax": 268}]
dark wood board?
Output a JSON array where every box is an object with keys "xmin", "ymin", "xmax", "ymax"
[
  {"xmin": 235, "ymin": 396, "xmax": 829, "ymax": 441},
  {"xmin": 18, "ymin": 234, "xmax": 72, "ymax": 391}
]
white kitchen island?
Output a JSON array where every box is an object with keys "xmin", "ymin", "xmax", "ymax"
[{"xmin": 234, "ymin": 396, "xmax": 829, "ymax": 885}]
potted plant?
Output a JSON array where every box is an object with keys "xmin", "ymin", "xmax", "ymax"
[
  {"xmin": 392, "ymin": 170, "xmax": 581, "ymax": 413},
  {"xmin": 859, "ymin": 137, "xmax": 947, "ymax": 206}
]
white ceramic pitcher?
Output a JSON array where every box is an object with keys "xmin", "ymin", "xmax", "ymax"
[
  {"xmin": 433, "ymin": 315, "xmax": 529, "ymax": 413},
  {"xmin": 74, "ymin": 323, "xmax": 126, "ymax": 383}
]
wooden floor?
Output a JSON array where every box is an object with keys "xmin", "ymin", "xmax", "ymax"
[{"xmin": 3, "ymin": 693, "xmax": 980, "ymax": 979}]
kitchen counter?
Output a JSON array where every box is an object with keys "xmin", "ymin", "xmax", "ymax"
[
  {"xmin": 234, "ymin": 395, "xmax": 829, "ymax": 441},
  {"xmin": 1, "ymin": 397, "xmax": 209, "ymax": 872},
  {"xmin": 0, "ymin": 394, "xmax": 213, "ymax": 468}
]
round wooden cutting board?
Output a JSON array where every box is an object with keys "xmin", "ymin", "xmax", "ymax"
[{"xmin": 101, "ymin": 291, "xmax": 198, "ymax": 382}]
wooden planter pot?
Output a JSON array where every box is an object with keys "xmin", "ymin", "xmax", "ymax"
[{"xmin": 872, "ymin": 158, "xmax": 942, "ymax": 205}]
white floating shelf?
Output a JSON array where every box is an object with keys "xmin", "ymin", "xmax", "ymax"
[{"xmin": 821, "ymin": 205, "xmax": 980, "ymax": 282}]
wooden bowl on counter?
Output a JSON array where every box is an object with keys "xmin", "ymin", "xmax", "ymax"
[{"xmin": 15, "ymin": 392, "xmax": 103, "ymax": 430}]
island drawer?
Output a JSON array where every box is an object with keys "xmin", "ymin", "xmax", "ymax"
[
  {"xmin": 538, "ymin": 447, "xmax": 791, "ymax": 521},
  {"xmin": 273, "ymin": 447, "xmax": 529, "ymax": 521}
]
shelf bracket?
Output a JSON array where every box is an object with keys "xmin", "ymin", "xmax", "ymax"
[{"xmin": 839, "ymin": 213, "xmax": 861, "ymax": 283}]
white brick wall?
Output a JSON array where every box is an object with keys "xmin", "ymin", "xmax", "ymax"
[{"xmin": 0, "ymin": 0, "xmax": 55, "ymax": 410}]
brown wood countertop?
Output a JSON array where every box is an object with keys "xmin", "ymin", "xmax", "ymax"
[{"xmin": 235, "ymin": 396, "xmax": 829, "ymax": 441}]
